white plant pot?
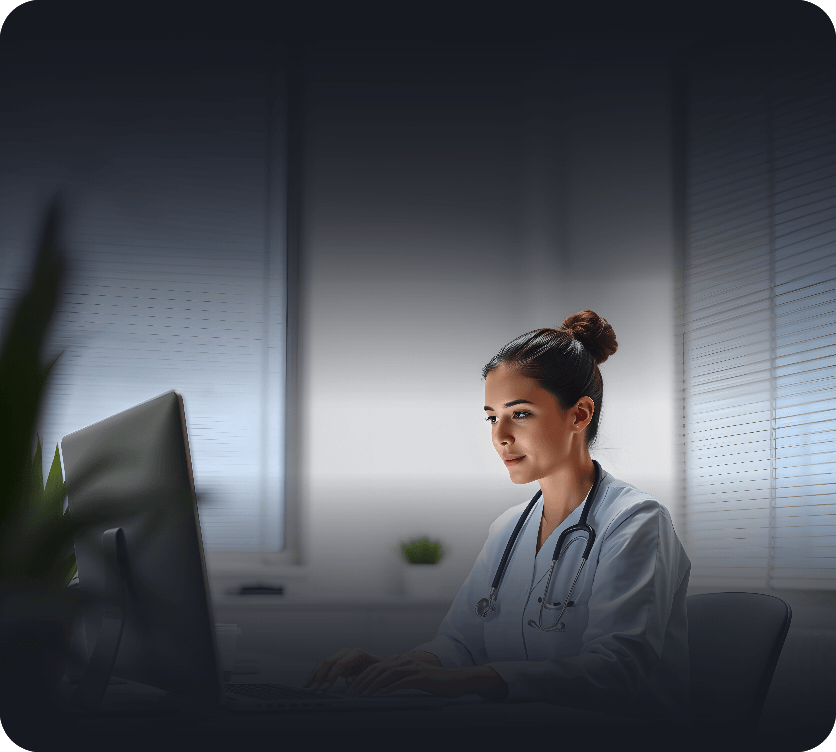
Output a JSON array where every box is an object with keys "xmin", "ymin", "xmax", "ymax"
[{"xmin": 402, "ymin": 563, "xmax": 445, "ymax": 599}]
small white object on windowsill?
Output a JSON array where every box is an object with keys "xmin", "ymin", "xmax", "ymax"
[{"xmin": 402, "ymin": 563, "xmax": 448, "ymax": 599}]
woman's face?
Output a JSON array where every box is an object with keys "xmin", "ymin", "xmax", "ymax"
[{"xmin": 484, "ymin": 363, "xmax": 590, "ymax": 484}]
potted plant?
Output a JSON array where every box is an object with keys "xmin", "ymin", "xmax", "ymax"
[
  {"xmin": 0, "ymin": 198, "xmax": 87, "ymax": 745},
  {"xmin": 0, "ymin": 435, "xmax": 76, "ymax": 689},
  {"xmin": 400, "ymin": 536, "xmax": 446, "ymax": 599}
]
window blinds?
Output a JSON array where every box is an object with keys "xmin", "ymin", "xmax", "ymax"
[
  {"xmin": 684, "ymin": 46, "xmax": 836, "ymax": 590},
  {"xmin": 0, "ymin": 42, "xmax": 286, "ymax": 552}
]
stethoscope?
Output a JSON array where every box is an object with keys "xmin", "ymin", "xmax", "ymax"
[{"xmin": 475, "ymin": 460, "xmax": 602, "ymax": 632}]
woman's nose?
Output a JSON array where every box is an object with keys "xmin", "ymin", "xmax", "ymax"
[{"xmin": 495, "ymin": 423, "xmax": 513, "ymax": 445}]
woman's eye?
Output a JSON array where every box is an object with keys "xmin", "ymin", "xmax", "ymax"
[{"xmin": 485, "ymin": 412, "xmax": 530, "ymax": 424}]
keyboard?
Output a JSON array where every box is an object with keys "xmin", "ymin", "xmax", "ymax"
[{"xmin": 225, "ymin": 683, "xmax": 343, "ymax": 701}]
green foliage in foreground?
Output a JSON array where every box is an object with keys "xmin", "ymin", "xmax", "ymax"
[{"xmin": 0, "ymin": 199, "xmax": 80, "ymax": 619}]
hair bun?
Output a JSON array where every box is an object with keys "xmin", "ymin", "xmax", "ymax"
[{"xmin": 560, "ymin": 310, "xmax": 618, "ymax": 365}]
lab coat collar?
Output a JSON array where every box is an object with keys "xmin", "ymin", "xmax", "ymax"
[{"xmin": 528, "ymin": 463, "xmax": 613, "ymax": 587}]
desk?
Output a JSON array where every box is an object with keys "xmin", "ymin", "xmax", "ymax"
[
  {"xmin": 54, "ymin": 684, "xmax": 678, "ymax": 752},
  {"xmin": 1, "ymin": 656, "xmax": 756, "ymax": 752}
]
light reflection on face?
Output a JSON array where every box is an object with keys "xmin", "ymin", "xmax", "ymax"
[{"xmin": 483, "ymin": 364, "xmax": 579, "ymax": 485}]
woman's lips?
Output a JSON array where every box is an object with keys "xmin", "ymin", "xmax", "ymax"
[{"xmin": 504, "ymin": 455, "xmax": 525, "ymax": 465}]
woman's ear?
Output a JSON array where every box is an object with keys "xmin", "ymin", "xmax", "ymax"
[{"xmin": 573, "ymin": 397, "xmax": 595, "ymax": 431}]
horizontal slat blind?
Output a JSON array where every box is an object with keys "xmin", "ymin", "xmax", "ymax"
[
  {"xmin": 0, "ymin": 42, "xmax": 286, "ymax": 552},
  {"xmin": 684, "ymin": 46, "xmax": 836, "ymax": 590},
  {"xmin": 771, "ymin": 62, "xmax": 836, "ymax": 589},
  {"xmin": 684, "ymin": 52, "xmax": 773, "ymax": 589}
]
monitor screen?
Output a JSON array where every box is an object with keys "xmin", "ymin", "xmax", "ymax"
[{"xmin": 61, "ymin": 390, "xmax": 223, "ymax": 705}]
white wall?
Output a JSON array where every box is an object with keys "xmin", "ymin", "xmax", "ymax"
[{"xmin": 294, "ymin": 43, "xmax": 682, "ymax": 601}]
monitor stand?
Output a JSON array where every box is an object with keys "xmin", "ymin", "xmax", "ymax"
[{"xmin": 72, "ymin": 527, "xmax": 128, "ymax": 711}]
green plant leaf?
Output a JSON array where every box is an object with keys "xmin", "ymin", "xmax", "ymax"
[
  {"xmin": 44, "ymin": 443, "xmax": 65, "ymax": 511},
  {"xmin": 0, "ymin": 198, "xmax": 73, "ymax": 616},
  {"xmin": 0, "ymin": 198, "xmax": 64, "ymax": 537},
  {"xmin": 30, "ymin": 435, "xmax": 44, "ymax": 503},
  {"xmin": 59, "ymin": 552, "xmax": 77, "ymax": 589}
]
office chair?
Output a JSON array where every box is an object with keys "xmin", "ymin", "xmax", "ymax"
[{"xmin": 687, "ymin": 592, "xmax": 792, "ymax": 730}]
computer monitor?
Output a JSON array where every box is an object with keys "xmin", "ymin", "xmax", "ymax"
[{"xmin": 61, "ymin": 390, "xmax": 224, "ymax": 706}]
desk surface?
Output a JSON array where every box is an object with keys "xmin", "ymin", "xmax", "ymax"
[
  {"xmin": 50, "ymin": 681, "xmax": 682, "ymax": 752},
  {"xmin": 0, "ymin": 659, "xmax": 760, "ymax": 752},
  {"xmin": 59, "ymin": 655, "xmax": 647, "ymax": 726}
]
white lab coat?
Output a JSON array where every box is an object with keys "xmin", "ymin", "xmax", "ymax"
[{"xmin": 413, "ymin": 465, "xmax": 691, "ymax": 720}]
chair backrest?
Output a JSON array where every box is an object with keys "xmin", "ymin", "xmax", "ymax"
[{"xmin": 687, "ymin": 592, "xmax": 791, "ymax": 726}]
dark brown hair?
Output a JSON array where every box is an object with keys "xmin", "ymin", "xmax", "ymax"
[{"xmin": 481, "ymin": 310, "xmax": 618, "ymax": 447}]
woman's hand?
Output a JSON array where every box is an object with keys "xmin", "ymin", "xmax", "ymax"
[
  {"xmin": 344, "ymin": 654, "xmax": 508, "ymax": 700},
  {"xmin": 303, "ymin": 648, "xmax": 384, "ymax": 692}
]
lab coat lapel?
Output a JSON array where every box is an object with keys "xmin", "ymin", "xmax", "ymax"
[
  {"xmin": 484, "ymin": 496, "xmax": 541, "ymax": 661},
  {"xmin": 531, "ymin": 502, "xmax": 584, "ymax": 590}
]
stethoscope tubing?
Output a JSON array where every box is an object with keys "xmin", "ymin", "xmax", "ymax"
[
  {"xmin": 489, "ymin": 491, "xmax": 542, "ymax": 592},
  {"xmin": 476, "ymin": 460, "xmax": 603, "ymax": 626}
]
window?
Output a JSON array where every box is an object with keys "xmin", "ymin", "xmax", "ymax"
[
  {"xmin": 683, "ymin": 44, "xmax": 836, "ymax": 590},
  {"xmin": 0, "ymin": 41, "xmax": 289, "ymax": 553}
]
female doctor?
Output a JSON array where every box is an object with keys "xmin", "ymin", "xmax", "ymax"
[{"xmin": 304, "ymin": 310, "xmax": 691, "ymax": 720}]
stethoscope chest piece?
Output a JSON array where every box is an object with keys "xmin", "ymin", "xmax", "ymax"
[{"xmin": 475, "ymin": 593, "xmax": 499, "ymax": 621}]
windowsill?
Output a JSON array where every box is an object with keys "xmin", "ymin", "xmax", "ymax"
[
  {"xmin": 204, "ymin": 551, "xmax": 306, "ymax": 571},
  {"xmin": 209, "ymin": 593, "xmax": 455, "ymax": 608},
  {"xmin": 205, "ymin": 554, "xmax": 310, "ymax": 603},
  {"xmin": 205, "ymin": 558, "xmax": 456, "ymax": 608}
]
